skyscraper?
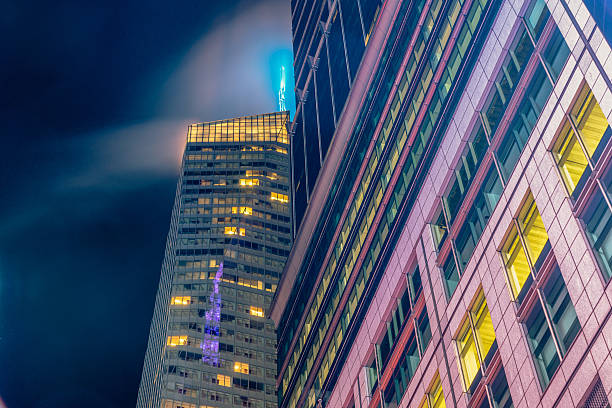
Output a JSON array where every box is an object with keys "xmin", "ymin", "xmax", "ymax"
[
  {"xmin": 273, "ymin": 0, "xmax": 612, "ymax": 408},
  {"xmin": 138, "ymin": 111, "xmax": 292, "ymax": 408},
  {"xmin": 289, "ymin": 0, "xmax": 383, "ymax": 230}
]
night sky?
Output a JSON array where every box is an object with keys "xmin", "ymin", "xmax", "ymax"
[{"xmin": 0, "ymin": 1, "xmax": 294, "ymax": 407}]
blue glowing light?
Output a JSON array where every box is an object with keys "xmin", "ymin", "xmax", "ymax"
[
  {"xmin": 201, "ymin": 263, "xmax": 223, "ymax": 366},
  {"xmin": 278, "ymin": 66, "xmax": 286, "ymax": 112}
]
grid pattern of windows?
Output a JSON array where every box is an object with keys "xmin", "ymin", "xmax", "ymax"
[
  {"xmin": 432, "ymin": 0, "xmax": 570, "ymax": 300},
  {"xmin": 137, "ymin": 112, "xmax": 291, "ymax": 408},
  {"xmin": 279, "ymin": 0, "xmax": 496, "ymax": 405},
  {"xmin": 378, "ymin": 265, "xmax": 432, "ymax": 408}
]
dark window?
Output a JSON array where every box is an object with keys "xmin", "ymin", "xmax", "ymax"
[
  {"xmin": 583, "ymin": 190, "xmax": 612, "ymax": 280},
  {"xmin": 525, "ymin": 301, "xmax": 560, "ymax": 388}
]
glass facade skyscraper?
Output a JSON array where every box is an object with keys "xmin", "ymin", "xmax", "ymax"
[
  {"xmin": 137, "ymin": 111, "xmax": 292, "ymax": 408},
  {"xmin": 273, "ymin": 0, "xmax": 612, "ymax": 408},
  {"xmin": 289, "ymin": 0, "xmax": 383, "ymax": 230}
]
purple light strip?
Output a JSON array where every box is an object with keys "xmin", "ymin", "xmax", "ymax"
[{"xmin": 201, "ymin": 262, "xmax": 223, "ymax": 366}]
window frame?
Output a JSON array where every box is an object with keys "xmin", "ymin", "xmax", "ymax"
[{"xmin": 454, "ymin": 290, "xmax": 498, "ymax": 396}]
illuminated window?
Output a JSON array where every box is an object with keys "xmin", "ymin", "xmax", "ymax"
[
  {"xmin": 234, "ymin": 361, "xmax": 250, "ymax": 374},
  {"xmin": 422, "ymin": 375, "xmax": 446, "ymax": 408},
  {"xmin": 224, "ymin": 227, "xmax": 245, "ymax": 236},
  {"xmin": 553, "ymin": 84, "xmax": 611, "ymax": 198},
  {"xmin": 240, "ymin": 178, "xmax": 259, "ymax": 186},
  {"xmin": 209, "ymin": 259, "xmax": 218, "ymax": 268},
  {"xmin": 456, "ymin": 292, "xmax": 497, "ymax": 393},
  {"xmin": 571, "ymin": 85, "xmax": 611, "ymax": 163},
  {"xmin": 250, "ymin": 306, "xmax": 264, "ymax": 317},
  {"xmin": 216, "ymin": 374, "xmax": 231, "ymax": 387},
  {"xmin": 518, "ymin": 196, "xmax": 548, "ymax": 268},
  {"xmin": 457, "ymin": 323, "xmax": 481, "ymax": 391},
  {"xmin": 501, "ymin": 193, "xmax": 549, "ymax": 301},
  {"xmin": 275, "ymin": 146, "xmax": 288, "ymax": 154},
  {"xmin": 552, "ymin": 123, "xmax": 589, "ymax": 195},
  {"xmin": 271, "ymin": 192, "xmax": 289, "ymax": 203},
  {"xmin": 232, "ymin": 206, "xmax": 252, "ymax": 215},
  {"xmin": 167, "ymin": 335, "xmax": 188, "ymax": 346},
  {"xmin": 171, "ymin": 296, "xmax": 191, "ymax": 305}
]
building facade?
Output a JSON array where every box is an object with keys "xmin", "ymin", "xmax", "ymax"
[
  {"xmin": 273, "ymin": 1, "xmax": 612, "ymax": 408},
  {"xmin": 137, "ymin": 112, "xmax": 292, "ymax": 408},
  {"xmin": 289, "ymin": 0, "xmax": 383, "ymax": 231}
]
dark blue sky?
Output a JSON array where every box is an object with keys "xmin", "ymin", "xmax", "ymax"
[{"xmin": 0, "ymin": 1, "xmax": 294, "ymax": 407}]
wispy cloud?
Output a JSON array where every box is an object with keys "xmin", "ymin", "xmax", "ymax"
[{"xmin": 158, "ymin": 0, "xmax": 293, "ymax": 119}]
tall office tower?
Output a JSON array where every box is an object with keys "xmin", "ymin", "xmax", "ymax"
[
  {"xmin": 273, "ymin": 0, "xmax": 612, "ymax": 408},
  {"xmin": 138, "ymin": 111, "xmax": 292, "ymax": 408},
  {"xmin": 289, "ymin": 0, "xmax": 383, "ymax": 230}
]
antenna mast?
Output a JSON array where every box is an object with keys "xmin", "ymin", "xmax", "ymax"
[{"xmin": 278, "ymin": 66, "xmax": 287, "ymax": 112}]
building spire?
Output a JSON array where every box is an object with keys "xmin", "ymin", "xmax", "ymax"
[{"xmin": 279, "ymin": 66, "xmax": 286, "ymax": 112}]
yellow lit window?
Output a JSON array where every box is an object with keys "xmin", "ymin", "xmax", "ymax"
[
  {"xmin": 571, "ymin": 85, "xmax": 612, "ymax": 160},
  {"xmin": 275, "ymin": 146, "xmax": 288, "ymax": 154},
  {"xmin": 232, "ymin": 206, "xmax": 253, "ymax": 215},
  {"xmin": 267, "ymin": 172, "xmax": 279, "ymax": 180},
  {"xmin": 456, "ymin": 292, "xmax": 497, "ymax": 391},
  {"xmin": 271, "ymin": 192, "xmax": 289, "ymax": 203},
  {"xmin": 424, "ymin": 375, "xmax": 446, "ymax": 408},
  {"xmin": 501, "ymin": 229, "xmax": 531, "ymax": 298},
  {"xmin": 209, "ymin": 259, "xmax": 218, "ymax": 268},
  {"xmin": 553, "ymin": 123, "xmax": 589, "ymax": 194},
  {"xmin": 501, "ymin": 193, "xmax": 549, "ymax": 299},
  {"xmin": 472, "ymin": 294, "xmax": 495, "ymax": 362},
  {"xmin": 457, "ymin": 322, "xmax": 480, "ymax": 389},
  {"xmin": 518, "ymin": 196, "xmax": 548, "ymax": 265},
  {"xmin": 240, "ymin": 178, "xmax": 259, "ymax": 186},
  {"xmin": 167, "ymin": 335, "xmax": 188, "ymax": 346},
  {"xmin": 171, "ymin": 296, "xmax": 191, "ymax": 305},
  {"xmin": 234, "ymin": 361, "xmax": 250, "ymax": 374},
  {"xmin": 217, "ymin": 374, "xmax": 231, "ymax": 387},
  {"xmin": 250, "ymin": 306, "xmax": 264, "ymax": 317},
  {"xmin": 225, "ymin": 226, "xmax": 237, "ymax": 235}
]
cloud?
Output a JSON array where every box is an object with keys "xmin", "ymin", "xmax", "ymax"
[
  {"xmin": 159, "ymin": 0, "xmax": 293, "ymax": 120},
  {"xmin": 57, "ymin": 119, "xmax": 189, "ymax": 190}
]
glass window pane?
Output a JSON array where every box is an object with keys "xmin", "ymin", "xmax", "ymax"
[
  {"xmin": 583, "ymin": 191, "xmax": 612, "ymax": 281},
  {"xmin": 518, "ymin": 196, "xmax": 549, "ymax": 267},
  {"xmin": 490, "ymin": 367, "xmax": 513, "ymax": 408},
  {"xmin": 432, "ymin": 204, "xmax": 448, "ymax": 250},
  {"xmin": 409, "ymin": 266, "xmax": 423, "ymax": 304},
  {"xmin": 502, "ymin": 228, "xmax": 531, "ymax": 299},
  {"xmin": 572, "ymin": 85, "xmax": 612, "ymax": 164},
  {"xmin": 418, "ymin": 308, "xmax": 432, "ymax": 351},
  {"xmin": 525, "ymin": 0, "xmax": 550, "ymax": 42},
  {"xmin": 457, "ymin": 323, "xmax": 481, "ymax": 390},
  {"xmin": 542, "ymin": 27, "xmax": 570, "ymax": 82},
  {"xmin": 553, "ymin": 123, "xmax": 589, "ymax": 195},
  {"xmin": 443, "ymin": 255, "xmax": 460, "ymax": 298},
  {"xmin": 542, "ymin": 266, "xmax": 581, "ymax": 353},
  {"xmin": 429, "ymin": 377, "xmax": 446, "ymax": 408},
  {"xmin": 525, "ymin": 301, "xmax": 560, "ymax": 388},
  {"xmin": 472, "ymin": 295, "xmax": 496, "ymax": 363}
]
